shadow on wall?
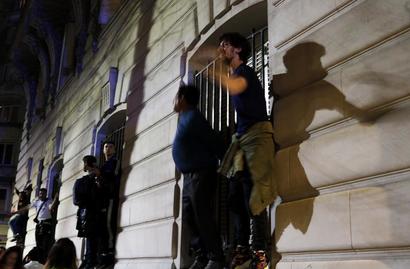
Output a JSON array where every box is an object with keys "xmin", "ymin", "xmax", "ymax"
[
  {"xmin": 271, "ymin": 42, "xmax": 383, "ymax": 243},
  {"xmin": 117, "ymin": 0, "xmax": 157, "ymax": 252}
]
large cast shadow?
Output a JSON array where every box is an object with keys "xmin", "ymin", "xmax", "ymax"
[
  {"xmin": 271, "ymin": 42, "xmax": 377, "ymax": 243},
  {"xmin": 117, "ymin": 0, "xmax": 157, "ymax": 262}
]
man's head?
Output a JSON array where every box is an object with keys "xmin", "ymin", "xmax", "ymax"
[
  {"xmin": 82, "ymin": 155, "xmax": 97, "ymax": 173},
  {"xmin": 174, "ymin": 85, "xmax": 199, "ymax": 113},
  {"xmin": 103, "ymin": 141, "xmax": 116, "ymax": 160},
  {"xmin": 39, "ymin": 188, "xmax": 47, "ymax": 201},
  {"xmin": 218, "ymin": 32, "xmax": 250, "ymax": 64}
]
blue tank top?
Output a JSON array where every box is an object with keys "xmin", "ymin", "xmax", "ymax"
[{"xmin": 232, "ymin": 64, "xmax": 268, "ymax": 136}]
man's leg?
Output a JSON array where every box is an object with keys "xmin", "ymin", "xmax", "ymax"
[
  {"xmin": 228, "ymin": 172, "xmax": 251, "ymax": 247},
  {"xmin": 43, "ymin": 223, "xmax": 55, "ymax": 258},
  {"xmin": 84, "ymin": 235, "xmax": 98, "ymax": 268},
  {"xmin": 241, "ymin": 173, "xmax": 269, "ymax": 269},
  {"xmin": 109, "ymin": 196, "xmax": 119, "ymax": 250},
  {"xmin": 35, "ymin": 224, "xmax": 47, "ymax": 263},
  {"xmin": 9, "ymin": 215, "xmax": 18, "ymax": 235},
  {"xmin": 228, "ymin": 172, "xmax": 252, "ymax": 268},
  {"xmin": 97, "ymin": 209, "xmax": 112, "ymax": 265},
  {"xmin": 183, "ymin": 173, "xmax": 208, "ymax": 269},
  {"xmin": 191, "ymin": 170, "xmax": 224, "ymax": 264}
]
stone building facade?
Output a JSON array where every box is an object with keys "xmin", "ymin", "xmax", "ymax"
[
  {"xmin": 2, "ymin": 0, "xmax": 410, "ymax": 268},
  {"xmin": 0, "ymin": 86, "xmax": 25, "ymax": 245}
]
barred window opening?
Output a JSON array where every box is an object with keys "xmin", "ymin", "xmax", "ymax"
[
  {"xmin": 194, "ymin": 27, "xmax": 270, "ymax": 140},
  {"xmin": 193, "ymin": 27, "xmax": 271, "ymax": 248}
]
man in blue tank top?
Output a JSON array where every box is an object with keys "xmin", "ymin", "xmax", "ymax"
[{"xmin": 217, "ymin": 32, "xmax": 278, "ymax": 269}]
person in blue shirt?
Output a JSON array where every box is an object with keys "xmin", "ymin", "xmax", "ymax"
[
  {"xmin": 217, "ymin": 32, "xmax": 278, "ymax": 269},
  {"xmin": 172, "ymin": 85, "xmax": 224, "ymax": 269}
]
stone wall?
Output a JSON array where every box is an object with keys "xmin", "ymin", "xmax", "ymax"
[
  {"xmin": 269, "ymin": 0, "xmax": 410, "ymax": 268},
  {"xmin": 9, "ymin": 0, "xmax": 410, "ymax": 268}
]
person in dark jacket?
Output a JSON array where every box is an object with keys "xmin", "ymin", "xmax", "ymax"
[
  {"xmin": 73, "ymin": 155, "xmax": 99, "ymax": 269},
  {"xmin": 97, "ymin": 141, "xmax": 119, "ymax": 265},
  {"xmin": 172, "ymin": 85, "xmax": 224, "ymax": 269}
]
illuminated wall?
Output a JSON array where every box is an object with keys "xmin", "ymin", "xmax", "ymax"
[{"xmin": 9, "ymin": 0, "xmax": 410, "ymax": 268}]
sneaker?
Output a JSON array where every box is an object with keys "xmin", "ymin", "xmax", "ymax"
[
  {"xmin": 204, "ymin": 260, "xmax": 223, "ymax": 269},
  {"xmin": 250, "ymin": 250, "xmax": 268, "ymax": 269},
  {"xmin": 230, "ymin": 246, "xmax": 251, "ymax": 269},
  {"xmin": 189, "ymin": 256, "xmax": 208, "ymax": 269}
]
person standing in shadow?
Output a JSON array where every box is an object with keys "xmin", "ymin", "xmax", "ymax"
[
  {"xmin": 73, "ymin": 156, "xmax": 100, "ymax": 269},
  {"xmin": 172, "ymin": 85, "xmax": 225, "ymax": 269}
]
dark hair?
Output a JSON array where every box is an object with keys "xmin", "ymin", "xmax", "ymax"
[
  {"xmin": 23, "ymin": 247, "xmax": 41, "ymax": 263},
  {"xmin": 82, "ymin": 155, "xmax": 97, "ymax": 167},
  {"xmin": 103, "ymin": 140, "xmax": 115, "ymax": 146},
  {"xmin": 0, "ymin": 246, "xmax": 23, "ymax": 269},
  {"xmin": 219, "ymin": 32, "xmax": 251, "ymax": 62},
  {"xmin": 177, "ymin": 85, "xmax": 199, "ymax": 106},
  {"xmin": 44, "ymin": 238, "xmax": 77, "ymax": 269},
  {"xmin": 39, "ymin": 188, "xmax": 47, "ymax": 193}
]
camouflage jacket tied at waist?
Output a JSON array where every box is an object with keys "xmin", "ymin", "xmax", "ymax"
[{"xmin": 218, "ymin": 121, "xmax": 278, "ymax": 215}]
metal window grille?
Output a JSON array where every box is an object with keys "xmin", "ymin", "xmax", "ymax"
[
  {"xmin": 194, "ymin": 27, "xmax": 270, "ymax": 247},
  {"xmin": 194, "ymin": 27, "xmax": 270, "ymax": 139}
]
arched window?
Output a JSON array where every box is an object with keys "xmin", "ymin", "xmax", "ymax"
[{"xmin": 183, "ymin": 2, "xmax": 270, "ymax": 266}]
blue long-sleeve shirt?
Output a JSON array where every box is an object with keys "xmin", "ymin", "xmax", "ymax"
[{"xmin": 172, "ymin": 109, "xmax": 223, "ymax": 173}]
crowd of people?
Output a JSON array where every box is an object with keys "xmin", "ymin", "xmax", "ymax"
[
  {"xmin": 0, "ymin": 238, "xmax": 77, "ymax": 269},
  {"xmin": 5, "ymin": 32, "xmax": 278, "ymax": 269},
  {"xmin": 7, "ymin": 141, "xmax": 119, "ymax": 269}
]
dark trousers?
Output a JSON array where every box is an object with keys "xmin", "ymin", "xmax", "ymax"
[
  {"xmin": 228, "ymin": 171, "xmax": 268, "ymax": 251},
  {"xmin": 109, "ymin": 196, "xmax": 119, "ymax": 250},
  {"xmin": 35, "ymin": 220, "xmax": 54, "ymax": 263},
  {"xmin": 84, "ymin": 234, "xmax": 98, "ymax": 266},
  {"xmin": 97, "ymin": 209, "xmax": 109, "ymax": 254},
  {"xmin": 183, "ymin": 169, "xmax": 223, "ymax": 261},
  {"xmin": 99, "ymin": 198, "xmax": 119, "ymax": 253},
  {"xmin": 9, "ymin": 214, "xmax": 28, "ymax": 235},
  {"xmin": 83, "ymin": 211, "xmax": 110, "ymax": 267}
]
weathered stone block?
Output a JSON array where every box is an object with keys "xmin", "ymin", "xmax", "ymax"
[
  {"xmin": 116, "ymin": 219, "xmax": 176, "ymax": 258},
  {"xmin": 350, "ymin": 179, "xmax": 410, "ymax": 248},
  {"xmin": 276, "ymin": 104, "xmax": 410, "ymax": 200},
  {"xmin": 276, "ymin": 192, "xmax": 351, "ymax": 252},
  {"xmin": 123, "ymin": 148, "xmax": 175, "ymax": 196},
  {"xmin": 120, "ymin": 181, "xmax": 178, "ymax": 227}
]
